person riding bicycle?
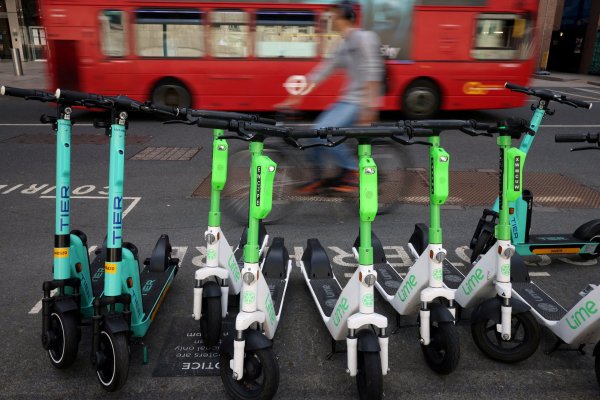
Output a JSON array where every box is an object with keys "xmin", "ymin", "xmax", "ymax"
[{"xmin": 276, "ymin": 0, "xmax": 384, "ymax": 194}]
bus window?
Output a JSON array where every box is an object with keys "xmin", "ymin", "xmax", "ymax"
[
  {"xmin": 255, "ymin": 10, "xmax": 317, "ymax": 58},
  {"xmin": 472, "ymin": 14, "xmax": 531, "ymax": 60},
  {"xmin": 210, "ymin": 10, "xmax": 249, "ymax": 58},
  {"xmin": 99, "ymin": 10, "xmax": 128, "ymax": 57},
  {"xmin": 320, "ymin": 12, "xmax": 341, "ymax": 57},
  {"xmin": 135, "ymin": 9, "xmax": 204, "ymax": 57}
]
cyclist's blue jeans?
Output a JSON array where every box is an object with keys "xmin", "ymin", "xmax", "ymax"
[{"xmin": 309, "ymin": 101, "xmax": 359, "ymax": 175}]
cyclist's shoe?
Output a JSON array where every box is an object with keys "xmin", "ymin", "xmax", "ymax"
[
  {"xmin": 329, "ymin": 169, "xmax": 359, "ymax": 193},
  {"xmin": 296, "ymin": 179, "xmax": 328, "ymax": 195}
]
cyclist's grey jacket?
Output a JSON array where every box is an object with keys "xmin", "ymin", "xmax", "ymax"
[{"xmin": 308, "ymin": 29, "xmax": 383, "ymax": 105}]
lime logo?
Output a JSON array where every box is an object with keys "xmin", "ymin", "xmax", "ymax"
[
  {"xmin": 142, "ymin": 279, "xmax": 155, "ymax": 293},
  {"xmin": 501, "ymin": 264, "xmax": 510, "ymax": 276},
  {"xmin": 265, "ymin": 296, "xmax": 276, "ymax": 324},
  {"xmin": 207, "ymin": 249, "xmax": 216, "ymax": 261},
  {"xmin": 397, "ymin": 275, "xmax": 417, "ymax": 302},
  {"xmin": 462, "ymin": 268, "xmax": 484, "ymax": 296},
  {"xmin": 228, "ymin": 255, "xmax": 241, "ymax": 281},
  {"xmin": 332, "ymin": 297, "xmax": 349, "ymax": 327},
  {"xmin": 362, "ymin": 293, "xmax": 374, "ymax": 307},
  {"xmin": 432, "ymin": 267, "xmax": 443, "ymax": 282},
  {"xmin": 566, "ymin": 301, "xmax": 598, "ymax": 330},
  {"xmin": 244, "ymin": 291, "xmax": 256, "ymax": 305}
]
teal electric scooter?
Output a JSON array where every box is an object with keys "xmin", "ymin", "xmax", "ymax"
[
  {"xmin": 1, "ymin": 86, "xmax": 105, "ymax": 368},
  {"xmin": 56, "ymin": 89, "xmax": 179, "ymax": 391},
  {"xmin": 470, "ymin": 83, "xmax": 598, "ymax": 261}
]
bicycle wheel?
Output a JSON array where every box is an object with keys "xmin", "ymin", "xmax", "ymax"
[{"xmin": 222, "ymin": 145, "xmax": 306, "ymax": 225}]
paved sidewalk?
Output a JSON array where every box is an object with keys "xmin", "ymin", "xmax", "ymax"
[
  {"xmin": 531, "ymin": 70, "xmax": 600, "ymax": 88},
  {"xmin": 0, "ymin": 60, "xmax": 48, "ymax": 90}
]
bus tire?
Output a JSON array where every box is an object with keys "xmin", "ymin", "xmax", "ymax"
[
  {"xmin": 402, "ymin": 78, "xmax": 441, "ymax": 120},
  {"xmin": 151, "ymin": 78, "xmax": 192, "ymax": 109}
]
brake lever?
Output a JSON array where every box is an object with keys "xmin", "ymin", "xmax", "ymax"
[
  {"xmin": 571, "ymin": 146, "xmax": 600, "ymax": 152},
  {"xmin": 164, "ymin": 119, "xmax": 195, "ymax": 125},
  {"xmin": 283, "ymin": 136, "xmax": 302, "ymax": 149},
  {"xmin": 221, "ymin": 134, "xmax": 254, "ymax": 142},
  {"xmin": 301, "ymin": 136, "xmax": 347, "ymax": 149}
]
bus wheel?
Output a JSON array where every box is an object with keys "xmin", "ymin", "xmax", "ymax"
[
  {"xmin": 151, "ymin": 78, "xmax": 192, "ymax": 109},
  {"xmin": 402, "ymin": 79, "xmax": 440, "ymax": 119}
]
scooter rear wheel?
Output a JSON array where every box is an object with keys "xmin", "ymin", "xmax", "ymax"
[
  {"xmin": 421, "ymin": 321, "xmax": 460, "ymax": 374},
  {"xmin": 471, "ymin": 310, "xmax": 540, "ymax": 363},
  {"xmin": 200, "ymin": 290, "xmax": 222, "ymax": 347},
  {"xmin": 219, "ymin": 347, "xmax": 279, "ymax": 400},
  {"xmin": 356, "ymin": 350, "xmax": 383, "ymax": 400},
  {"xmin": 470, "ymin": 230, "xmax": 494, "ymax": 263},
  {"xmin": 47, "ymin": 311, "xmax": 80, "ymax": 369},
  {"xmin": 96, "ymin": 330, "xmax": 129, "ymax": 392}
]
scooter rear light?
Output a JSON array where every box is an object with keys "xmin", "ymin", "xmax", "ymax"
[
  {"xmin": 127, "ymin": 277, "xmax": 133, "ymax": 288},
  {"xmin": 75, "ymin": 263, "xmax": 82, "ymax": 273}
]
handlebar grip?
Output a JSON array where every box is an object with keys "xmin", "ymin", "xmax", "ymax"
[
  {"xmin": 504, "ymin": 82, "xmax": 530, "ymax": 92},
  {"xmin": 411, "ymin": 128, "xmax": 436, "ymax": 138},
  {"xmin": 150, "ymin": 102, "xmax": 180, "ymax": 116},
  {"xmin": 112, "ymin": 95, "xmax": 145, "ymax": 111},
  {"xmin": 555, "ymin": 133, "xmax": 589, "ymax": 143},
  {"xmin": 567, "ymin": 97, "xmax": 593, "ymax": 109},
  {"xmin": 257, "ymin": 116, "xmax": 277, "ymax": 125},
  {"xmin": 410, "ymin": 120, "xmax": 472, "ymax": 130},
  {"xmin": 56, "ymin": 88, "xmax": 108, "ymax": 105},
  {"xmin": 1, "ymin": 86, "xmax": 53, "ymax": 99},
  {"xmin": 195, "ymin": 118, "xmax": 230, "ymax": 130}
]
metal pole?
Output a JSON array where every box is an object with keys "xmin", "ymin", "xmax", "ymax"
[{"xmin": 11, "ymin": 47, "xmax": 23, "ymax": 76}]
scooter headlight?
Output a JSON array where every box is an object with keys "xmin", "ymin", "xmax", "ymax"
[
  {"xmin": 502, "ymin": 246, "xmax": 515, "ymax": 259},
  {"xmin": 242, "ymin": 271, "xmax": 255, "ymax": 285},
  {"xmin": 363, "ymin": 273, "xmax": 377, "ymax": 287}
]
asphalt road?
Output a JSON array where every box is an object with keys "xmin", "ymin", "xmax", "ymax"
[{"xmin": 1, "ymin": 88, "xmax": 600, "ymax": 399}]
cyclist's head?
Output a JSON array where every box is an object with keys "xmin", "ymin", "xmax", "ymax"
[{"xmin": 331, "ymin": 0, "xmax": 356, "ymax": 24}]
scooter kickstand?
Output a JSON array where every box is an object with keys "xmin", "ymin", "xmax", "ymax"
[{"xmin": 545, "ymin": 338, "xmax": 563, "ymax": 355}]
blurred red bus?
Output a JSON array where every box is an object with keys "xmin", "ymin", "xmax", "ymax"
[{"xmin": 40, "ymin": 0, "xmax": 538, "ymax": 118}]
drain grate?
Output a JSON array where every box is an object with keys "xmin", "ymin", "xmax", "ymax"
[
  {"xmin": 130, "ymin": 146, "xmax": 201, "ymax": 161},
  {"xmin": 2, "ymin": 133, "xmax": 151, "ymax": 145},
  {"xmin": 192, "ymin": 169, "xmax": 600, "ymax": 208}
]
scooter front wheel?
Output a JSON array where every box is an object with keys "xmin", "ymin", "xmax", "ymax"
[
  {"xmin": 471, "ymin": 310, "xmax": 540, "ymax": 363},
  {"xmin": 47, "ymin": 311, "xmax": 80, "ymax": 369},
  {"xmin": 200, "ymin": 290, "xmax": 222, "ymax": 347},
  {"xmin": 96, "ymin": 330, "xmax": 129, "ymax": 392},
  {"xmin": 421, "ymin": 321, "xmax": 460, "ymax": 374},
  {"xmin": 219, "ymin": 347, "xmax": 279, "ymax": 400},
  {"xmin": 356, "ymin": 350, "xmax": 383, "ymax": 400}
]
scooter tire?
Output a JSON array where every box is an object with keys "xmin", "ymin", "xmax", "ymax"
[
  {"xmin": 356, "ymin": 350, "xmax": 383, "ymax": 400},
  {"xmin": 96, "ymin": 330, "xmax": 129, "ymax": 392},
  {"xmin": 470, "ymin": 230, "xmax": 494, "ymax": 263},
  {"xmin": 421, "ymin": 321, "xmax": 460, "ymax": 374},
  {"xmin": 200, "ymin": 294, "xmax": 222, "ymax": 347},
  {"xmin": 220, "ymin": 347, "xmax": 279, "ymax": 400},
  {"xmin": 595, "ymin": 352, "xmax": 600, "ymax": 387},
  {"xmin": 47, "ymin": 311, "xmax": 80, "ymax": 369},
  {"xmin": 471, "ymin": 310, "xmax": 540, "ymax": 363}
]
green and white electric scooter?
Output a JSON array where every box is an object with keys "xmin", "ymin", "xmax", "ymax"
[
  {"xmin": 56, "ymin": 89, "xmax": 180, "ymax": 391},
  {"xmin": 290, "ymin": 125, "xmax": 430, "ymax": 400},
  {"xmin": 145, "ymin": 106, "xmax": 293, "ymax": 400},
  {"xmin": 1, "ymin": 86, "xmax": 104, "ymax": 368}
]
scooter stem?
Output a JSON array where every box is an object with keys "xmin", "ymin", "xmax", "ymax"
[{"xmin": 54, "ymin": 108, "xmax": 72, "ymax": 280}]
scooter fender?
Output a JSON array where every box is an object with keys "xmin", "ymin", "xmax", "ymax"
[
  {"xmin": 52, "ymin": 296, "xmax": 80, "ymax": 315},
  {"xmin": 220, "ymin": 329, "xmax": 273, "ymax": 356},
  {"xmin": 356, "ymin": 329, "xmax": 381, "ymax": 352},
  {"xmin": 471, "ymin": 297, "xmax": 530, "ymax": 324},
  {"xmin": 428, "ymin": 302, "xmax": 455, "ymax": 323},
  {"xmin": 202, "ymin": 281, "xmax": 222, "ymax": 298},
  {"xmin": 102, "ymin": 316, "xmax": 130, "ymax": 335}
]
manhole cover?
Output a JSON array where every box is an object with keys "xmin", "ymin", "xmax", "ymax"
[
  {"xmin": 130, "ymin": 146, "xmax": 201, "ymax": 161},
  {"xmin": 2, "ymin": 133, "xmax": 151, "ymax": 145},
  {"xmin": 192, "ymin": 169, "xmax": 600, "ymax": 208}
]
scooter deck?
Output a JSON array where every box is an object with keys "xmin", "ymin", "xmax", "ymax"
[
  {"xmin": 141, "ymin": 264, "xmax": 178, "ymax": 316},
  {"xmin": 512, "ymin": 281, "xmax": 567, "ymax": 321},
  {"xmin": 310, "ymin": 279, "xmax": 342, "ymax": 318},
  {"xmin": 528, "ymin": 234, "xmax": 582, "ymax": 245},
  {"xmin": 442, "ymin": 259, "xmax": 465, "ymax": 290},
  {"xmin": 374, "ymin": 262, "xmax": 402, "ymax": 297},
  {"xmin": 266, "ymin": 277, "xmax": 287, "ymax": 316}
]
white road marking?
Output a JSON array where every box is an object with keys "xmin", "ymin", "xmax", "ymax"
[
  {"xmin": 29, "ymin": 289, "xmax": 56, "ymax": 314},
  {"xmin": 0, "ymin": 123, "xmax": 94, "ymax": 126},
  {"xmin": 540, "ymin": 125, "xmax": 600, "ymax": 128},
  {"xmin": 529, "ymin": 272, "xmax": 551, "ymax": 277}
]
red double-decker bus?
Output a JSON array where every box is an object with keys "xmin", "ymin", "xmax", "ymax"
[{"xmin": 40, "ymin": 0, "xmax": 538, "ymax": 118}]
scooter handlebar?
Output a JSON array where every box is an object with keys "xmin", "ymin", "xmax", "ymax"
[
  {"xmin": 1, "ymin": 86, "xmax": 54, "ymax": 101},
  {"xmin": 505, "ymin": 82, "xmax": 592, "ymax": 109},
  {"xmin": 555, "ymin": 132, "xmax": 599, "ymax": 143},
  {"xmin": 188, "ymin": 109, "xmax": 277, "ymax": 125},
  {"xmin": 56, "ymin": 88, "xmax": 111, "ymax": 106}
]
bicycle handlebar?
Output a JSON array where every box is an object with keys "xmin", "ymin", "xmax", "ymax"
[
  {"xmin": 555, "ymin": 132, "xmax": 599, "ymax": 144},
  {"xmin": 1, "ymin": 86, "xmax": 55, "ymax": 101},
  {"xmin": 504, "ymin": 82, "xmax": 592, "ymax": 109}
]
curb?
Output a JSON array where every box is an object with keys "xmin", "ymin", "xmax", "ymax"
[{"xmin": 588, "ymin": 80, "xmax": 600, "ymax": 87}]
